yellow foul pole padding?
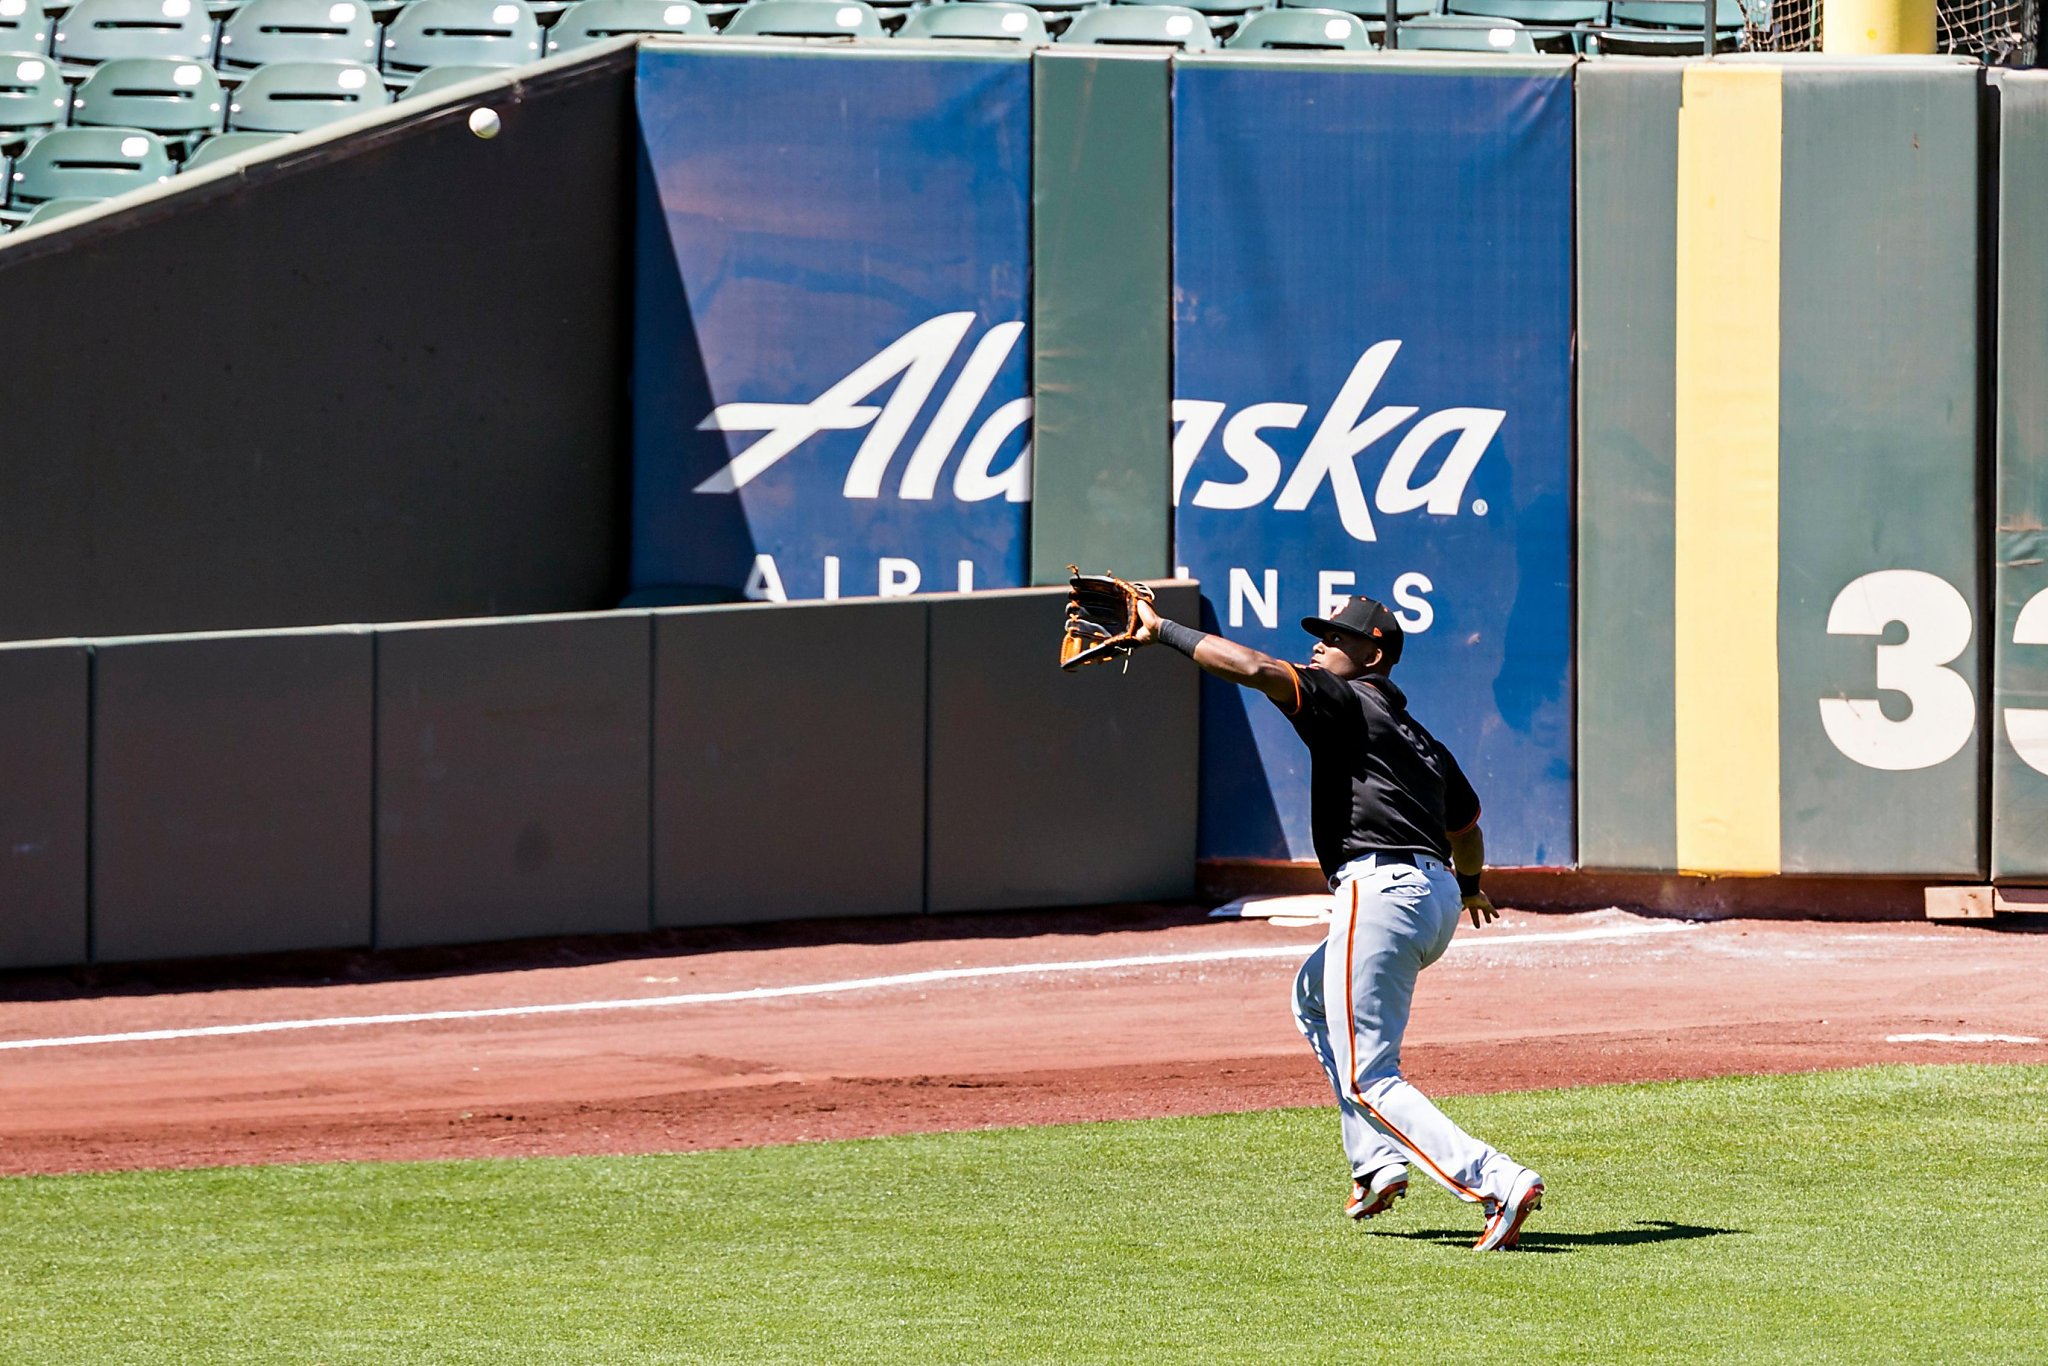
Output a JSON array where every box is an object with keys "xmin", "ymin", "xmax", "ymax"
[
  {"xmin": 1673, "ymin": 64, "xmax": 1783, "ymax": 876},
  {"xmin": 1823, "ymin": 0, "xmax": 1937, "ymax": 52}
]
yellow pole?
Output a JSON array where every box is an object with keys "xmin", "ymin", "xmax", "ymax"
[{"xmin": 1822, "ymin": 0, "xmax": 1937, "ymax": 52}]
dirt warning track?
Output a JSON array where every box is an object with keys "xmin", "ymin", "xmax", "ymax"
[{"xmin": 1, "ymin": 907, "xmax": 2043, "ymax": 1175}]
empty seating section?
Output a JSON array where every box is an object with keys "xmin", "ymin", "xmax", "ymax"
[{"xmin": 0, "ymin": 0, "xmax": 1758, "ymax": 236}]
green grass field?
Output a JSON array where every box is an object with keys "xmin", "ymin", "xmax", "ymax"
[{"xmin": 2, "ymin": 1064, "xmax": 2044, "ymax": 1364}]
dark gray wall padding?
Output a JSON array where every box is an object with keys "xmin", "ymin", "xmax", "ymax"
[
  {"xmin": 374, "ymin": 612, "xmax": 652, "ymax": 948},
  {"xmin": 926, "ymin": 583, "xmax": 1200, "ymax": 912},
  {"xmin": 0, "ymin": 48, "xmax": 635, "ymax": 644},
  {"xmin": 652, "ymin": 598, "xmax": 927, "ymax": 926},
  {"xmin": 91, "ymin": 629, "xmax": 374, "ymax": 962},
  {"xmin": 0, "ymin": 642, "xmax": 89, "ymax": 969}
]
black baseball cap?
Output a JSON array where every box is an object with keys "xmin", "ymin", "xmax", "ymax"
[{"xmin": 1301, "ymin": 595, "xmax": 1403, "ymax": 665}]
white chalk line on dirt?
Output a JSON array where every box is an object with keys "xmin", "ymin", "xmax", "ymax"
[
  {"xmin": 0, "ymin": 921, "xmax": 1693, "ymax": 1053},
  {"xmin": 1885, "ymin": 1032, "xmax": 2043, "ymax": 1045}
]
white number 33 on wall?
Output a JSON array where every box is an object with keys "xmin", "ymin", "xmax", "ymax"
[{"xmin": 1819, "ymin": 569, "xmax": 1976, "ymax": 772}]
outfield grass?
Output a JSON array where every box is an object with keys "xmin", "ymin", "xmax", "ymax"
[{"xmin": 1, "ymin": 1065, "xmax": 2044, "ymax": 1364}]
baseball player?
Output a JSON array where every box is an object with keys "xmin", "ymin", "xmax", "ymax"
[{"xmin": 1132, "ymin": 592, "xmax": 1544, "ymax": 1251}]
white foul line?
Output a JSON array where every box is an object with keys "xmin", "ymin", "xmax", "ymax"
[
  {"xmin": 0, "ymin": 921, "xmax": 1692, "ymax": 1054},
  {"xmin": 1886, "ymin": 1032, "xmax": 2043, "ymax": 1045}
]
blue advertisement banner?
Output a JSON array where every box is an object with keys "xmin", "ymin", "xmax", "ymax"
[
  {"xmin": 1172, "ymin": 60, "xmax": 1576, "ymax": 868},
  {"xmin": 632, "ymin": 48, "xmax": 1032, "ymax": 603}
]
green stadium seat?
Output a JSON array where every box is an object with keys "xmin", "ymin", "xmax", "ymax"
[
  {"xmin": 1278, "ymin": 0, "xmax": 1435, "ymax": 22},
  {"xmin": 1608, "ymin": 0, "xmax": 1740, "ymax": 25},
  {"xmin": 1445, "ymin": 0, "xmax": 1602, "ymax": 19},
  {"xmin": 724, "ymin": 0, "xmax": 886, "ymax": 36},
  {"xmin": 394, "ymin": 61, "xmax": 501, "ymax": 98},
  {"xmin": 1060, "ymin": 3, "xmax": 1215, "ymax": 46},
  {"xmin": 1391, "ymin": 13, "xmax": 1538, "ymax": 46},
  {"xmin": 0, "ymin": 5, "xmax": 53, "ymax": 60},
  {"xmin": 545, "ymin": 0, "xmax": 708, "ymax": 52},
  {"xmin": 52, "ymin": 0, "xmax": 217, "ymax": 69},
  {"xmin": 381, "ymin": 0, "xmax": 541, "ymax": 84},
  {"xmin": 897, "ymin": 0, "xmax": 1048, "ymax": 38},
  {"xmin": 1117, "ymin": 0, "xmax": 1264, "ymax": 20},
  {"xmin": 227, "ymin": 59, "xmax": 387, "ymax": 130},
  {"xmin": 20, "ymin": 192, "xmax": 101, "ymax": 225},
  {"xmin": 0, "ymin": 54, "xmax": 67, "ymax": 149},
  {"xmin": 70, "ymin": 58, "xmax": 223, "ymax": 152},
  {"xmin": 1226, "ymin": 6, "xmax": 1372, "ymax": 45},
  {"xmin": 216, "ymin": 0, "xmax": 381, "ymax": 76},
  {"xmin": 7, "ymin": 127, "xmax": 171, "ymax": 213},
  {"xmin": 181, "ymin": 126, "xmax": 281, "ymax": 166}
]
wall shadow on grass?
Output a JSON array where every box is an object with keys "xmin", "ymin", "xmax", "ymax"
[{"xmin": 1372, "ymin": 1220, "xmax": 1741, "ymax": 1254}]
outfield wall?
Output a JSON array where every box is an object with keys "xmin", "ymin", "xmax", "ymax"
[
  {"xmin": 0, "ymin": 47, "xmax": 638, "ymax": 645},
  {"xmin": 0, "ymin": 588, "xmax": 1198, "ymax": 971},
  {"xmin": 3, "ymin": 43, "xmax": 2038, "ymax": 904},
  {"xmin": 1577, "ymin": 58, "xmax": 1983, "ymax": 878}
]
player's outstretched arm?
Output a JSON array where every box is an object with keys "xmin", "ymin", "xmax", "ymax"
[
  {"xmin": 1449, "ymin": 823, "xmax": 1497, "ymax": 928},
  {"xmin": 1133, "ymin": 598, "xmax": 1296, "ymax": 705}
]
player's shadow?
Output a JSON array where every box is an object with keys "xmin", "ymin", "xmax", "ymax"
[{"xmin": 1373, "ymin": 1220, "xmax": 1740, "ymax": 1254}]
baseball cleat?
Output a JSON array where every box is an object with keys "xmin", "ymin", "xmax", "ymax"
[
  {"xmin": 1473, "ymin": 1168, "xmax": 1544, "ymax": 1251},
  {"xmin": 1346, "ymin": 1165, "xmax": 1409, "ymax": 1221}
]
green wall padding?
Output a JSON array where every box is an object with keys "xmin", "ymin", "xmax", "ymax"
[{"xmin": 1028, "ymin": 49, "xmax": 1172, "ymax": 587}]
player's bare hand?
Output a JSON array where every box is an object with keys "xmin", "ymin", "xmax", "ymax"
[
  {"xmin": 1462, "ymin": 892, "xmax": 1497, "ymax": 929},
  {"xmin": 1132, "ymin": 596, "xmax": 1163, "ymax": 645}
]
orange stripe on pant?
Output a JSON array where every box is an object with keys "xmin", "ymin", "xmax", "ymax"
[{"xmin": 1340, "ymin": 880, "xmax": 1484, "ymax": 1203}]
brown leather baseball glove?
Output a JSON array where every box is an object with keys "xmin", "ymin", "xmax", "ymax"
[{"xmin": 1060, "ymin": 567, "xmax": 1155, "ymax": 672}]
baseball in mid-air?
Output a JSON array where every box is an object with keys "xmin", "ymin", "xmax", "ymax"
[{"xmin": 469, "ymin": 107, "xmax": 502, "ymax": 140}]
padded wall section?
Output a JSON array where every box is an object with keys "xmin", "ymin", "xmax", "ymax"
[
  {"xmin": 926, "ymin": 584, "xmax": 1198, "ymax": 912},
  {"xmin": 1573, "ymin": 58, "xmax": 1980, "ymax": 877},
  {"xmin": 375, "ymin": 613, "xmax": 651, "ymax": 948},
  {"xmin": 652, "ymin": 599, "xmax": 926, "ymax": 925},
  {"xmin": 1576, "ymin": 62, "xmax": 1680, "ymax": 873},
  {"xmin": 0, "ymin": 50, "xmax": 635, "ymax": 642},
  {"xmin": 633, "ymin": 45, "xmax": 1033, "ymax": 603},
  {"xmin": 1776, "ymin": 64, "xmax": 1980, "ymax": 875},
  {"xmin": 91, "ymin": 630, "xmax": 373, "ymax": 962},
  {"xmin": 1171, "ymin": 55, "xmax": 1577, "ymax": 869},
  {"xmin": 0, "ymin": 642, "xmax": 88, "ymax": 969},
  {"xmin": 1994, "ymin": 71, "xmax": 2048, "ymax": 880},
  {"xmin": 1029, "ymin": 48, "xmax": 1172, "ymax": 586}
]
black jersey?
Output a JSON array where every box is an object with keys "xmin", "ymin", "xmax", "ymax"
[{"xmin": 1272, "ymin": 663, "xmax": 1480, "ymax": 879}]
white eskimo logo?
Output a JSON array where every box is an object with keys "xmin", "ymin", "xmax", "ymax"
[{"xmin": 691, "ymin": 317, "xmax": 1504, "ymax": 543}]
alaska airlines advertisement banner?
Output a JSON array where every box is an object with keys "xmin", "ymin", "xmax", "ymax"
[
  {"xmin": 632, "ymin": 48, "xmax": 1032, "ymax": 603},
  {"xmin": 1172, "ymin": 61, "xmax": 1576, "ymax": 868}
]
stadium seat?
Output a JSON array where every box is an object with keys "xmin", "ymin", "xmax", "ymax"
[
  {"xmin": 1117, "ymin": 0, "xmax": 1265, "ymax": 21},
  {"xmin": 394, "ymin": 60, "xmax": 503, "ymax": 97},
  {"xmin": 381, "ymin": 0, "xmax": 541, "ymax": 85},
  {"xmin": 1226, "ymin": 6, "xmax": 1372, "ymax": 46},
  {"xmin": 0, "ymin": 54, "xmax": 67, "ymax": 150},
  {"xmin": 545, "ymin": 0, "xmax": 708, "ymax": 53},
  {"xmin": 20, "ymin": 193, "xmax": 101, "ymax": 225},
  {"xmin": 52, "ymin": 0, "xmax": 218, "ymax": 69},
  {"xmin": 1609, "ymin": 0, "xmax": 1741, "ymax": 25},
  {"xmin": 1278, "ymin": 0, "xmax": 1433, "ymax": 21},
  {"xmin": 182, "ymin": 126, "xmax": 281, "ymax": 166},
  {"xmin": 227, "ymin": 59, "xmax": 387, "ymax": 130},
  {"xmin": 1061, "ymin": 3, "xmax": 1215, "ymax": 46},
  {"xmin": 7, "ymin": 127, "xmax": 171, "ymax": 214},
  {"xmin": 1393, "ymin": 13, "xmax": 1538, "ymax": 46},
  {"xmin": 897, "ymin": 0, "xmax": 1047, "ymax": 38},
  {"xmin": 70, "ymin": 58, "xmax": 224, "ymax": 151},
  {"xmin": 724, "ymin": 0, "xmax": 886, "ymax": 36},
  {"xmin": 216, "ymin": 0, "xmax": 381, "ymax": 76},
  {"xmin": 0, "ymin": 4, "xmax": 53, "ymax": 60},
  {"xmin": 1445, "ymin": 0, "xmax": 1603, "ymax": 21}
]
